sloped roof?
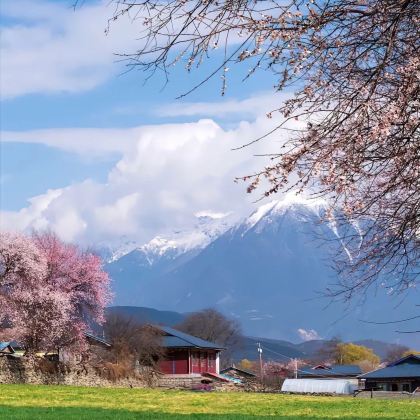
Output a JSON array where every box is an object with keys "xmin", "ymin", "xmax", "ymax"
[
  {"xmin": 220, "ymin": 366, "xmax": 256, "ymax": 377},
  {"xmin": 5, "ymin": 333, "xmax": 111, "ymax": 350},
  {"xmin": 359, "ymin": 355, "xmax": 420, "ymax": 379},
  {"xmin": 85, "ymin": 332, "xmax": 111, "ymax": 347},
  {"xmin": 156, "ymin": 326, "xmax": 224, "ymax": 350},
  {"xmin": 0, "ymin": 342, "xmax": 14, "ymax": 353},
  {"xmin": 387, "ymin": 354, "xmax": 420, "ymax": 367},
  {"xmin": 299, "ymin": 364, "xmax": 362, "ymax": 377}
]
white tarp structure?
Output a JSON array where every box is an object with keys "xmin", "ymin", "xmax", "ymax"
[{"xmin": 281, "ymin": 379, "xmax": 358, "ymax": 395}]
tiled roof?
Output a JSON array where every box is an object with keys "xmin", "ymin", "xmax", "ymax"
[
  {"xmin": 359, "ymin": 355, "xmax": 420, "ymax": 379},
  {"xmin": 157, "ymin": 326, "xmax": 224, "ymax": 350},
  {"xmin": 387, "ymin": 354, "xmax": 420, "ymax": 367},
  {"xmin": 299, "ymin": 364, "xmax": 362, "ymax": 377},
  {"xmin": 220, "ymin": 366, "xmax": 256, "ymax": 377}
]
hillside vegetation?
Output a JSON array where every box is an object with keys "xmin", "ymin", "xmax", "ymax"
[{"xmin": 0, "ymin": 385, "xmax": 419, "ymax": 419}]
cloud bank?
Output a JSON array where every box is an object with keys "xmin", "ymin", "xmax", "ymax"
[
  {"xmin": 1, "ymin": 0, "xmax": 140, "ymax": 98},
  {"xmin": 1, "ymin": 115, "xmax": 287, "ymax": 246}
]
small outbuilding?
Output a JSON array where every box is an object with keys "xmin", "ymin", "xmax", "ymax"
[
  {"xmin": 156, "ymin": 326, "xmax": 224, "ymax": 375},
  {"xmin": 358, "ymin": 354, "xmax": 420, "ymax": 393},
  {"xmin": 282, "ymin": 378, "xmax": 358, "ymax": 395}
]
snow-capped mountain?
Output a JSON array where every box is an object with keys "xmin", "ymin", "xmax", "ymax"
[
  {"xmin": 244, "ymin": 195, "xmax": 326, "ymax": 232},
  {"xmin": 104, "ymin": 210, "xmax": 237, "ymax": 264},
  {"xmin": 105, "ymin": 196, "xmax": 420, "ymax": 347}
]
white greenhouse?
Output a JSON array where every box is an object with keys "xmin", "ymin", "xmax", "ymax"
[{"xmin": 281, "ymin": 379, "xmax": 358, "ymax": 395}]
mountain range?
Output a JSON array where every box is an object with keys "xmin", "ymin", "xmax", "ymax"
[
  {"xmin": 105, "ymin": 196, "xmax": 420, "ymax": 348},
  {"xmin": 106, "ymin": 306, "xmax": 405, "ymax": 361}
]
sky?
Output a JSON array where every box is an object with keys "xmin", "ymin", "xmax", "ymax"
[
  {"xmin": 2, "ymin": 1, "xmax": 419, "ymax": 348},
  {"xmin": 0, "ymin": 0, "xmax": 292, "ymax": 247}
]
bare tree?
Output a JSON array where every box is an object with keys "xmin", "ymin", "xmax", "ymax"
[
  {"xmin": 176, "ymin": 308, "xmax": 242, "ymax": 366},
  {"xmin": 317, "ymin": 336, "xmax": 343, "ymax": 363},
  {"xmin": 106, "ymin": 0, "xmax": 419, "ymax": 299},
  {"xmin": 383, "ymin": 344, "xmax": 410, "ymax": 363},
  {"xmin": 103, "ymin": 314, "xmax": 164, "ymax": 368}
]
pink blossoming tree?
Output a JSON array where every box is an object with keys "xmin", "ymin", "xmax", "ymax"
[{"xmin": 0, "ymin": 232, "xmax": 111, "ymax": 354}]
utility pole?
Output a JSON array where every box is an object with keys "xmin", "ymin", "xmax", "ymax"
[
  {"xmin": 257, "ymin": 342, "xmax": 263, "ymax": 379},
  {"xmin": 294, "ymin": 358, "xmax": 298, "ymax": 379}
]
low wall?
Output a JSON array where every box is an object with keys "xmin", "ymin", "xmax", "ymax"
[
  {"xmin": 0, "ymin": 357, "xmax": 244, "ymax": 390},
  {"xmin": 156, "ymin": 374, "xmax": 204, "ymax": 389},
  {"xmin": 0, "ymin": 357, "xmax": 147, "ymax": 388},
  {"xmin": 355, "ymin": 390, "xmax": 420, "ymax": 399}
]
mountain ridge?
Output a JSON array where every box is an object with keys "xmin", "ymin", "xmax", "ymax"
[
  {"xmin": 106, "ymin": 196, "xmax": 420, "ymax": 347},
  {"xmin": 106, "ymin": 306, "xmax": 411, "ymax": 361}
]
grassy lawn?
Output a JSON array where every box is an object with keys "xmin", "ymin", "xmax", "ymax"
[{"xmin": 0, "ymin": 384, "xmax": 419, "ymax": 419}]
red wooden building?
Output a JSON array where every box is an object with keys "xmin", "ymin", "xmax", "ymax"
[{"xmin": 156, "ymin": 326, "xmax": 224, "ymax": 375}]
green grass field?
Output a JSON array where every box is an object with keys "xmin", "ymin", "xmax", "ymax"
[{"xmin": 0, "ymin": 384, "xmax": 419, "ymax": 419}]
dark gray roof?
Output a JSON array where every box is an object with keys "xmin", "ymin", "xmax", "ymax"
[
  {"xmin": 6, "ymin": 334, "xmax": 111, "ymax": 349},
  {"xmin": 156, "ymin": 326, "xmax": 224, "ymax": 350},
  {"xmin": 360, "ymin": 355, "xmax": 420, "ymax": 379},
  {"xmin": 220, "ymin": 366, "xmax": 256, "ymax": 377},
  {"xmin": 299, "ymin": 364, "xmax": 362, "ymax": 377}
]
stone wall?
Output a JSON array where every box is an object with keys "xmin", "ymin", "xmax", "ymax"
[
  {"xmin": 0, "ymin": 357, "xmax": 244, "ymax": 390},
  {"xmin": 0, "ymin": 357, "xmax": 147, "ymax": 388},
  {"xmin": 156, "ymin": 374, "xmax": 205, "ymax": 389}
]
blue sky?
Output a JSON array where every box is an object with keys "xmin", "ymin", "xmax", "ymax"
[
  {"xmin": 0, "ymin": 0, "xmax": 288, "ymax": 245},
  {"xmin": 2, "ymin": 1, "xmax": 419, "ymax": 347}
]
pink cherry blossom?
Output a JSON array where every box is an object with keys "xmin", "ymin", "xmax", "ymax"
[{"xmin": 0, "ymin": 231, "xmax": 111, "ymax": 353}]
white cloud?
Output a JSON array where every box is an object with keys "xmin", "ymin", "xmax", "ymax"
[
  {"xmin": 0, "ymin": 0, "xmax": 140, "ymax": 98},
  {"xmin": 1, "ymin": 127, "xmax": 143, "ymax": 156},
  {"xmin": 158, "ymin": 92, "xmax": 286, "ymax": 119},
  {"xmin": 1, "ymin": 114, "xmax": 290, "ymax": 246},
  {"xmin": 194, "ymin": 210, "xmax": 232, "ymax": 219},
  {"xmin": 297, "ymin": 328, "xmax": 322, "ymax": 341}
]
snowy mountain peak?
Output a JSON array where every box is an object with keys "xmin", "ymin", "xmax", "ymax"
[
  {"xmin": 107, "ymin": 193, "xmax": 328, "ymax": 264},
  {"xmin": 140, "ymin": 236, "xmax": 180, "ymax": 256},
  {"xmin": 245, "ymin": 193, "xmax": 327, "ymax": 231},
  {"xmin": 107, "ymin": 210, "xmax": 236, "ymax": 264},
  {"xmin": 194, "ymin": 210, "xmax": 232, "ymax": 220}
]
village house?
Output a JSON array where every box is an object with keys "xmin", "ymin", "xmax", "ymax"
[
  {"xmin": 58, "ymin": 333, "xmax": 112, "ymax": 363},
  {"xmin": 155, "ymin": 326, "xmax": 224, "ymax": 376},
  {"xmin": 3, "ymin": 327, "xmax": 223, "ymax": 377},
  {"xmin": 298, "ymin": 364, "xmax": 362, "ymax": 379},
  {"xmin": 0, "ymin": 334, "xmax": 112, "ymax": 362},
  {"xmin": 358, "ymin": 354, "xmax": 420, "ymax": 393}
]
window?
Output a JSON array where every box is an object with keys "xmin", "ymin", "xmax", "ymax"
[
  {"xmin": 402, "ymin": 383, "xmax": 410, "ymax": 392},
  {"xmin": 391, "ymin": 383, "xmax": 398, "ymax": 391}
]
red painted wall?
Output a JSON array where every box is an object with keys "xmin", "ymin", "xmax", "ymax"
[
  {"xmin": 159, "ymin": 350, "xmax": 189, "ymax": 374},
  {"xmin": 159, "ymin": 349, "xmax": 218, "ymax": 374},
  {"xmin": 208, "ymin": 351, "xmax": 216, "ymax": 373},
  {"xmin": 191, "ymin": 350, "xmax": 217, "ymax": 374}
]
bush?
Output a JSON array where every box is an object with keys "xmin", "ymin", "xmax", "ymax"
[{"xmin": 96, "ymin": 361, "xmax": 134, "ymax": 382}]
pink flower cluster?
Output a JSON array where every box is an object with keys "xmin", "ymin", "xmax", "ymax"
[{"xmin": 0, "ymin": 232, "xmax": 111, "ymax": 354}]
